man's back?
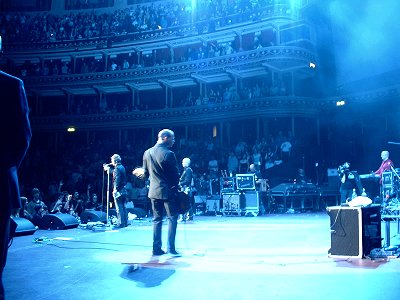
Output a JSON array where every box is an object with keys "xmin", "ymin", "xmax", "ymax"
[
  {"xmin": 144, "ymin": 143, "xmax": 179, "ymax": 200},
  {"xmin": 0, "ymin": 70, "xmax": 31, "ymax": 209}
]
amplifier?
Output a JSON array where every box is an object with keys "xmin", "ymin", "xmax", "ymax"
[
  {"xmin": 382, "ymin": 171, "xmax": 394, "ymax": 186},
  {"xmin": 244, "ymin": 191, "xmax": 259, "ymax": 216},
  {"xmin": 236, "ymin": 174, "xmax": 256, "ymax": 190},
  {"xmin": 326, "ymin": 205, "xmax": 381, "ymax": 258},
  {"xmin": 220, "ymin": 177, "xmax": 235, "ymax": 192},
  {"xmin": 206, "ymin": 198, "xmax": 221, "ymax": 213},
  {"xmin": 222, "ymin": 192, "xmax": 242, "ymax": 212},
  {"xmin": 194, "ymin": 195, "xmax": 207, "ymax": 203}
]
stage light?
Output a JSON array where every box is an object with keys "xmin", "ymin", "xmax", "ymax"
[
  {"xmin": 67, "ymin": 127, "xmax": 76, "ymax": 132},
  {"xmin": 309, "ymin": 62, "xmax": 316, "ymax": 69},
  {"xmin": 336, "ymin": 100, "xmax": 346, "ymax": 106}
]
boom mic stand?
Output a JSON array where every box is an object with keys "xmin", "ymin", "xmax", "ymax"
[
  {"xmin": 90, "ymin": 164, "xmax": 114, "ymax": 231},
  {"xmin": 103, "ymin": 164, "xmax": 113, "ymax": 227}
]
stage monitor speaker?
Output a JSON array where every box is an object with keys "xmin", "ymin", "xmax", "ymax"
[
  {"xmin": 11, "ymin": 217, "xmax": 37, "ymax": 237},
  {"xmin": 40, "ymin": 213, "xmax": 79, "ymax": 230},
  {"xmin": 80, "ymin": 210, "xmax": 107, "ymax": 224},
  {"xmin": 326, "ymin": 205, "xmax": 381, "ymax": 258}
]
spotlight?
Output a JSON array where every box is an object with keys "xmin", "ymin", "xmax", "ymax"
[
  {"xmin": 336, "ymin": 100, "xmax": 346, "ymax": 106},
  {"xmin": 309, "ymin": 62, "xmax": 316, "ymax": 69},
  {"xmin": 67, "ymin": 127, "xmax": 76, "ymax": 132}
]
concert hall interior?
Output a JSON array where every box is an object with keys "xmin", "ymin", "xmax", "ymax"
[{"xmin": 1, "ymin": 0, "xmax": 400, "ymax": 299}]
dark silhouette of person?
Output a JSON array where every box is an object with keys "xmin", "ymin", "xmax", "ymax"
[{"xmin": 0, "ymin": 35, "xmax": 32, "ymax": 299}]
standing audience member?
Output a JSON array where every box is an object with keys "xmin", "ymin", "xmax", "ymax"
[
  {"xmin": 208, "ymin": 154, "xmax": 219, "ymax": 179},
  {"xmin": 0, "ymin": 33, "xmax": 32, "ymax": 299},
  {"xmin": 227, "ymin": 151, "xmax": 239, "ymax": 176},
  {"xmin": 134, "ymin": 129, "xmax": 180, "ymax": 255}
]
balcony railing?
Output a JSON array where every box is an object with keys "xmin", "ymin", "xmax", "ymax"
[
  {"xmin": 30, "ymin": 96, "xmax": 334, "ymax": 131},
  {"xmin": 25, "ymin": 46, "xmax": 316, "ymax": 91}
]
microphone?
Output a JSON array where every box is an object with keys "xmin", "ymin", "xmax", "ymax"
[{"xmin": 103, "ymin": 163, "xmax": 113, "ymax": 167}]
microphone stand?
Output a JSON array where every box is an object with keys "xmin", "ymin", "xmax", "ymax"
[
  {"xmin": 92, "ymin": 164, "xmax": 113, "ymax": 231},
  {"xmin": 104, "ymin": 164, "xmax": 112, "ymax": 227}
]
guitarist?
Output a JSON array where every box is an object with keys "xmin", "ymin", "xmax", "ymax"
[{"xmin": 179, "ymin": 158, "xmax": 194, "ymax": 222}]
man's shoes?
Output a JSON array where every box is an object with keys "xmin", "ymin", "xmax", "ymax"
[
  {"xmin": 152, "ymin": 249, "xmax": 166, "ymax": 256},
  {"xmin": 113, "ymin": 224, "xmax": 128, "ymax": 229},
  {"xmin": 168, "ymin": 249, "xmax": 180, "ymax": 255}
]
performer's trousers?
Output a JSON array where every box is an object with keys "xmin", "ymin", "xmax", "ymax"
[
  {"xmin": 114, "ymin": 195, "xmax": 128, "ymax": 227},
  {"xmin": 151, "ymin": 198, "xmax": 178, "ymax": 252},
  {"xmin": 0, "ymin": 210, "xmax": 11, "ymax": 299}
]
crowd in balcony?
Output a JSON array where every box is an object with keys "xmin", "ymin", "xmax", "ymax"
[
  {"xmin": 5, "ymin": 32, "xmax": 272, "ymax": 78},
  {"xmin": 17, "ymin": 126, "xmax": 301, "ymax": 224},
  {"xmin": 34, "ymin": 78, "xmax": 289, "ymax": 116},
  {"xmin": 0, "ymin": 0, "xmax": 279, "ymax": 79},
  {"xmin": 0, "ymin": 0, "xmax": 271, "ymax": 44}
]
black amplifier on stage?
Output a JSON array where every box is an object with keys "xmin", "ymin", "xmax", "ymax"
[
  {"xmin": 220, "ymin": 177, "xmax": 235, "ymax": 193},
  {"xmin": 326, "ymin": 205, "xmax": 381, "ymax": 258},
  {"xmin": 236, "ymin": 174, "xmax": 256, "ymax": 191}
]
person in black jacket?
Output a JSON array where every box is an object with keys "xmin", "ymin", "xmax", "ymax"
[
  {"xmin": 110, "ymin": 154, "xmax": 128, "ymax": 228},
  {"xmin": 179, "ymin": 157, "xmax": 194, "ymax": 222},
  {"xmin": 136, "ymin": 129, "xmax": 180, "ymax": 256},
  {"xmin": 0, "ymin": 35, "xmax": 32, "ymax": 299}
]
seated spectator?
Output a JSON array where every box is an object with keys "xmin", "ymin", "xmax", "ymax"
[
  {"xmin": 85, "ymin": 193, "xmax": 102, "ymax": 211},
  {"xmin": 69, "ymin": 191, "xmax": 85, "ymax": 217},
  {"xmin": 26, "ymin": 188, "xmax": 49, "ymax": 227}
]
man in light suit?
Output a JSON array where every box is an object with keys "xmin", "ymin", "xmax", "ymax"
[
  {"xmin": 137, "ymin": 129, "xmax": 180, "ymax": 256},
  {"xmin": 0, "ymin": 35, "xmax": 32, "ymax": 299}
]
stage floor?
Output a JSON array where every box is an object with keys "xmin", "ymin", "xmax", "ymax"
[{"xmin": 4, "ymin": 213, "xmax": 400, "ymax": 300}]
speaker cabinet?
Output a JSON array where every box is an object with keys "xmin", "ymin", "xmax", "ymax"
[
  {"xmin": 11, "ymin": 217, "xmax": 37, "ymax": 237},
  {"xmin": 221, "ymin": 193, "xmax": 241, "ymax": 213},
  {"xmin": 80, "ymin": 210, "xmax": 107, "ymax": 224},
  {"xmin": 326, "ymin": 205, "xmax": 381, "ymax": 258},
  {"xmin": 244, "ymin": 191, "xmax": 259, "ymax": 216},
  {"xmin": 206, "ymin": 197, "xmax": 222, "ymax": 213},
  {"xmin": 40, "ymin": 213, "xmax": 79, "ymax": 230}
]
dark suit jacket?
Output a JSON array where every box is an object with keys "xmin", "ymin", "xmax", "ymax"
[
  {"xmin": 112, "ymin": 163, "xmax": 127, "ymax": 194},
  {"xmin": 0, "ymin": 70, "xmax": 31, "ymax": 212},
  {"xmin": 143, "ymin": 143, "xmax": 179, "ymax": 200}
]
